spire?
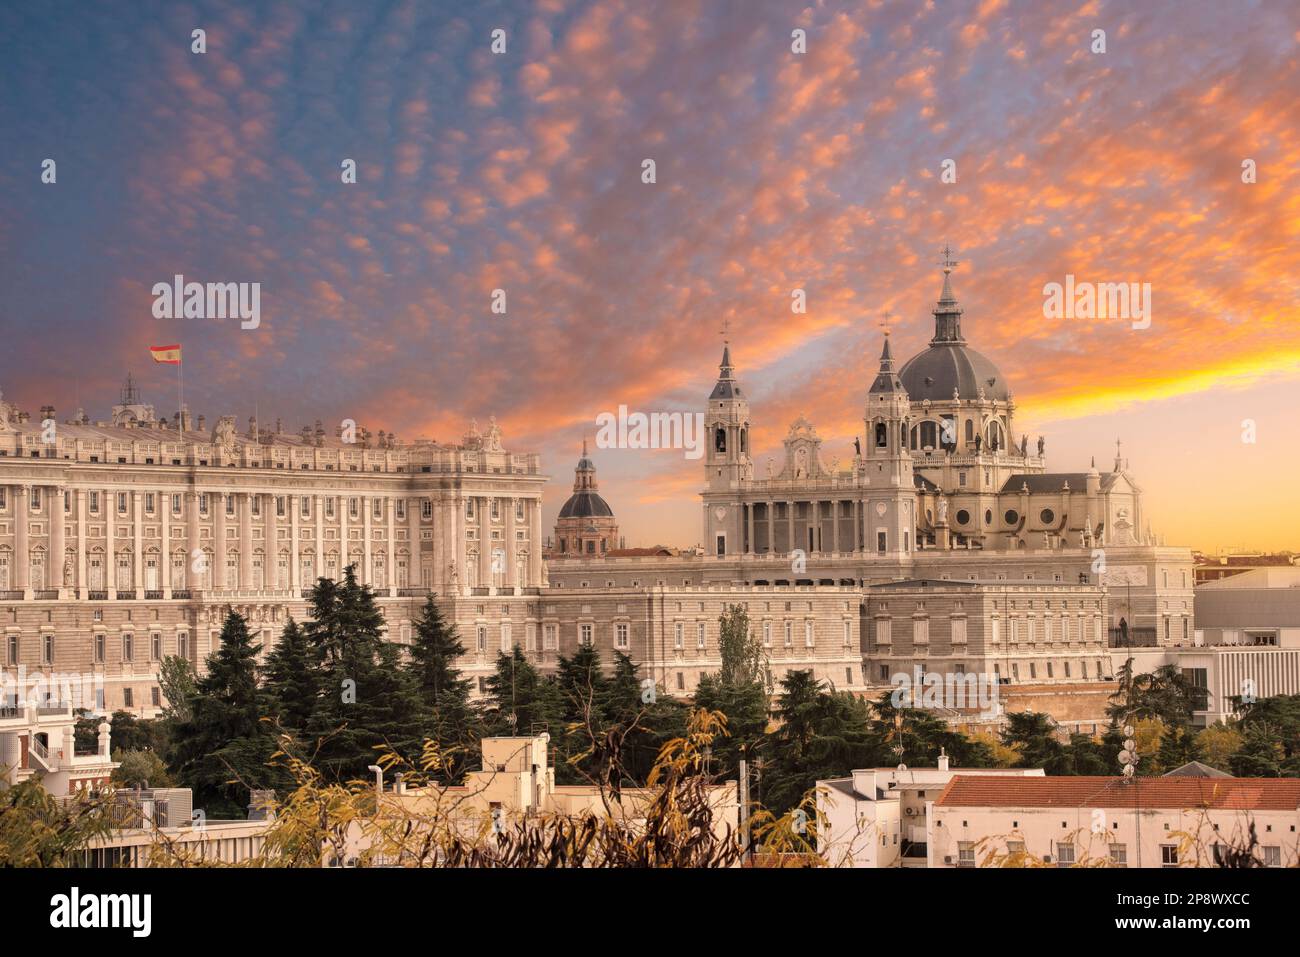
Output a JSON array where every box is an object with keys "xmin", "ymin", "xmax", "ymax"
[
  {"xmin": 710, "ymin": 342, "xmax": 743, "ymax": 400},
  {"xmin": 1114, "ymin": 438, "xmax": 1123, "ymax": 472},
  {"xmin": 931, "ymin": 245, "xmax": 965, "ymax": 344},
  {"xmin": 575, "ymin": 439, "xmax": 597, "ymax": 491},
  {"xmin": 869, "ymin": 334, "xmax": 906, "ymax": 395}
]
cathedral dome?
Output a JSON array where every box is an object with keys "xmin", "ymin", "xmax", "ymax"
[
  {"xmin": 897, "ymin": 263, "xmax": 1009, "ymax": 402},
  {"xmin": 558, "ymin": 490, "xmax": 614, "ymax": 519},
  {"xmin": 898, "ymin": 342, "xmax": 1008, "ymax": 402}
]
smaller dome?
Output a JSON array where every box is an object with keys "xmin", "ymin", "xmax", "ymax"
[{"xmin": 558, "ymin": 490, "xmax": 613, "ymax": 519}]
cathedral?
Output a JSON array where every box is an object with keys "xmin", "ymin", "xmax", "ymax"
[{"xmin": 700, "ymin": 263, "xmax": 1149, "ymax": 565}]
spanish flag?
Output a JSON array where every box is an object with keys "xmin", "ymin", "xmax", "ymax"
[{"xmin": 150, "ymin": 344, "xmax": 182, "ymax": 365}]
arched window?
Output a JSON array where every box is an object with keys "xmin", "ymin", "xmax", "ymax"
[
  {"xmin": 874, "ymin": 422, "xmax": 887, "ymax": 448},
  {"xmin": 919, "ymin": 420, "xmax": 938, "ymax": 449},
  {"xmin": 714, "ymin": 427, "xmax": 727, "ymax": 453},
  {"xmin": 965, "ymin": 419, "xmax": 974, "ymax": 443}
]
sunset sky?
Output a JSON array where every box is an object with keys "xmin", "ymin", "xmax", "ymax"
[{"xmin": 1, "ymin": 0, "xmax": 1297, "ymax": 554}]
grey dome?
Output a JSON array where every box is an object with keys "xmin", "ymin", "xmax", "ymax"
[
  {"xmin": 898, "ymin": 343, "xmax": 1008, "ymax": 402},
  {"xmin": 558, "ymin": 491, "xmax": 613, "ymax": 519}
]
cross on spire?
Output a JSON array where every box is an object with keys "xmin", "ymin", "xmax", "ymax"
[
  {"xmin": 937, "ymin": 244, "xmax": 960, "ymax": 273},
  {"xmin": 879, "ymin": 310, "xmax": 894, "ymax": 337},
  {"xmin": 720, "ymin": 317, "xmax": 731, "ymax": 345}
]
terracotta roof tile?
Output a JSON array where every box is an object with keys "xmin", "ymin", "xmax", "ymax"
[{"xmin": 935, "ymin": 775, "xmax": 1300, "ymax": 812}]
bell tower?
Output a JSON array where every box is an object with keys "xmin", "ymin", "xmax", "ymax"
[
  {"xmin": 863, "ymin": 335, "xmax": 916, "ymax": 557},
  {"xmin": 704, "ymin": 343, "xmax": 752, "ymax": 491}
]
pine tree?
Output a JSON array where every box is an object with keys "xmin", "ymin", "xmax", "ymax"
[
  {"xmin": 405, "ymin": 595, "xmax": 476, "ymax": 781},
  {"xmin": 484, "ymin": 647, "xmax": 564, "ymax": 739},
  {"xmin": 262, "ymin": 618, "xmax": 318, "ymax": 735},
  {"xmin": 170, "ymin": 611, "xmax": 277, "ymax": 816},
  {"xmin": 304, "ymin": 566, "xmax": 423, "ymax": 781}
]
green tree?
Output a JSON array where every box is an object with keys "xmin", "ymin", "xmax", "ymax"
[
  {"xmin": 1000, "ymin": 711, "xmax": 1072, "ymax": 775},
  {"xmin": 170, "ymin": 611, "xmax": 278, "ymax": 816},
  {"xmin": 1195, "ymin": 723, "xmax": 1243, "ymax": 772},
  {"xmin": 158, "ymin": 655, "xmax": 196, "ymax": 723},
  {"xmin": 404, "ymin": 595, "xmax": 476, "ymax": 781},
  {"xmin": 111, "ymin": 749, "xmax": 174, "ymax": 789},
  {"xmin": 1229, "ymin": 723, "xmax": 1284, "ymax": 777},
  {"xmin": 1155, "ymin": 723, "xmax": 1201, "ymax": 774},
  {"xmin": 484, "ymin": 646, "xmax": 564, "ymax": 739},
  {"xmin": 304, "ymin": 567, "xmax": 423, "ymax": 781},
  {"xmin": 0, "ymin": 779, "xmax": 112, "ymax": 866},
  {"xmin": 262, "ymin": 618, "xmax": 319, "ymax": 734}
]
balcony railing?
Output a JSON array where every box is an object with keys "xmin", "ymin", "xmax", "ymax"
[
  {"xmin": 1108, "ymin": 626, "xmax": 1158, "ymax": 648},
  {"xmin": 33, "ymin": 590, "xmax": 59, "ymax": 600},
  {"xmin": 172, "ymin": 589, "xmax": 192, "ymax": 600},
  {"xmin": 144, "ymin": 590, "xmax": 164, "ymax": 600},
  {"xmin": 86, "ymin": 591, "xmax": 109, "ymax": 600},
  {"xmin": 395, "ymin": 588, "xmax": 427, "ymax": 597},
  {"xmin": 0, "ymin": 591, "xmax": 22, "ymax": 600},
  {"xmin": 114, "ymin": 591, "xmax": 134, "ymax": 600}
]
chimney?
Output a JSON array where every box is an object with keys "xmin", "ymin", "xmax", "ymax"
[
  {"xmin": 197, "ymin": 415, "xmax": 205, "ymax": 431},
  {"xmin": 937, "ymin": 747, "xmax": 949, "ymax": 772}
]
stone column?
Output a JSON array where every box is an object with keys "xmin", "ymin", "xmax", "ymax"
[
  {"xmin": 160, "ymin": 488, "xmax": 171, "ymax": 599},
  {"xmin": 746, "ymin": 503, "xmax": 755, "ymax": 555},
  {"xmin": 51, "ymin": 485, "xmax": 66, "ymax": 596},
  {"xmin": 506, "ymin": 496, "xmax": 517, "ymax": 591},
  {"xmin": 131, "ymin": 491, "xmax": 143, "ymax": 598},
  {"xmin": 289, "ymin": 494, "xmax": 301, "ymax": 593},
  {"xmin": 265, "ymin": 492, "xmax": 278, "ymax": 590},
  {"xmin": 528, "ymin": 498, "xmax": 542, "ymax": 587},
  {"xmin": 479, "ymin": 497, "xmax": 491, "ymax": 590},
  {"xmin": 185, "ymin": 491, "xmax": 200, "ymax": 590},
  {"xmin": 14, "ymin": 486, "xmax": 29, "ymax": 594},
  {"xmin": 339, "ymin": 493, "xmax": 350, "ymax": 579},
  {"xmin": 405, "ymin": 496, "xmax": 420, "ymax": 591},
  {"xmin": 104, "ymin": 489, "xmax": 114, "ymax": 594},
  {"xmin": 786, "ymin": 501, "xmax": 795, "ymax": 558},
  {"xmin": 214, "ymin": 494, "xmax": 228, "ymax": 591},
  {"xmin": 386, "ymin": 496, "xmax": 397, "ymax": 596},
  {"xmin": 75, "ymin": 489, "xmax": 87, "ymax": 598},
  {"xmin": 453, "ymin": 495, "xmax": 465, "ymax": 595},
  {"xmin": 831, "ymin": 500, "xmax": 839, "ymax": 554},
  {"xmin": 239, "ymin": 493, "xmax": 253, "ymax": 590},
  {"xmin": 315, "ymin": 494, "xmax": 326, "ymax": 582},
  {"xmin": 362, "ymin": 494, "xmax": 372, "ymax": 585}
]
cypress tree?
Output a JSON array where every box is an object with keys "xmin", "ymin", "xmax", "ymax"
[{"xmin": 170, "ymin": 611, "xmax": 277, "ymax": 816}]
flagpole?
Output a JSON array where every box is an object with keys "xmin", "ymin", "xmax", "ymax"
[{"xmin": 178, "ymin": 352, "xmax": 184, "ymax": 426}]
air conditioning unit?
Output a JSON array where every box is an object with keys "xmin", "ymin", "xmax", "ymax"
[
  {"xmin": 904, "ymin": 807, "xmax": 916, "ymax": 816},
  {"xmin": 1042, "ymin": 855, "xmax": 1053, "ymax": 863},
  {"xmin": 943, "ymin": 855, "xmax": 953, "ymax": 865}
]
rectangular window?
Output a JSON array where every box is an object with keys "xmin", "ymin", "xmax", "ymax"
[
  {"xmin": 421, "ymin": 500, "xmax": 432, "ymax": 520},
  {"xmin": 349, "ymin": 498, "xmax": 359, "ymax": 519},
  {"xmin": 805, "ymin": 621, "xmax": 815, "ymax": 647},
  {"xmin": 172, "ymin": 493, "xmax": 182, "ymax": 515},
  {"xmin": 6, "ymin": 634, "xmax": 17, "ymax": 665},
  {"xmin": 42, "ymin": 634, "xmax": 53, "ymax": 665},
  {"xmin": 763, "ymin": 621, "xmax": 772, "ymax": 647},
  {"xmin": 326, "ymin": 498, "xmax": 335, "ymax": 518},
  {"xmin": 1056, "ymin": 843, "xmax": 1075, "ymax": 867},
  {"xmin": 94, "ymin": 633, "xmax": 105, "ymax": 663},
  {"xmin": 373, "ymin": 498, "xmax": 383, "ymax": 519},
  {"xmin": 957, "ymin": 842, "xmax": 976, "ymax": 868},
  {"xmin": 580, "ymin": 623, "xmax": 594, "ymax": 646},
  {"xmin": 500, "ymin": 622, "xmax": 512, "ymax": 652},
  {"xmin": 301, "ymin": 497, "xmax": 311, "ymax": 518},
  {"xmin": 1262, "ymin": 846, "xmax": 1281, "ymax": 868},
  {"xmin": 951, "ymin": 617, "xmax": 967, "ymax": 644},
  {"xmin": 122, "ymin": 633, "xmax": 133, "ymax": 662},
  {"xmin": 90, "ymin": 491, "xmax": 100, "ymax": 513},
  {"xmin": 696, "ymin": 622, "xmax": 706, "ymax": 649},
  {"xmin": 1161, "ymin": 845, "xmax": 1178, "ymax": 868},
  {"xmin": 515, "ymin": 500, "xmax": 525, "ymax": 522},
  {"xmin": 123, "ymin": 687, "xmax": 133, "ymax": 709},
  {"xmin": 118, "ymin": 492, "xmax": 128, "ymax": 514},
  {"xmin": 199, "ymin": 494, "xmax": 209, "ymax": 515},
  {"xmin": 396, "ymin": 500, "xmax": 406, "ymax": 520},
  {"xmin": 674, "ymin": 623, "xmax": 684, "ymax": 649},
  {"xmin": 276, "ymin": 496, "xmax": 286, "ymax": 517},
  {"xmin": 151, "ymin": 687, "xmax": 161, "ymax": 708},
  {"xmin": 615, "ymin": 623, "xmax": 629, "ymax": 649},
  {"xmin": 544, "ymin": 624, "xmax": 558, "ymax": 650},
  {"xmin": 145, "ymin": 492, "xmax": 155, "ymax": 514},
  {"xmin": 225, "ymin": 495, "xmax": 235, "ymax": 516},
  {"xmin": 877, "ymin": 531, "xmax": 887, "ymax": 553},
  {"xmin": 151, "ymin": 633, "xmax": 162, "ymax": 660},
  {"xmin": 476, "ymin": 625, "xmax": 487, "ymax": 652},
  {"xmin": 1109, "ymin": 844, "xmax": 1127, "ymax": 867},
  {"xmin": 784, "ymin": 621, "xmax": 793, "ymax": 646}
]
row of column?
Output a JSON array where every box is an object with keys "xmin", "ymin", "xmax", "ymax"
[
  {"xmin": 740, "ymin": 499, "xmax": 868, "ymax": 555},
  {"xmin": 3, "ymin": 484, "xmax": 542, "ymax": 598}
]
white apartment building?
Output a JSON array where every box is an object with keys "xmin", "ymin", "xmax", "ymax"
[
  {"xmin": 929, "ymin": 775, "xmax": 1300, "ymax": 868},
  {"xmin": 817, "ymin": 752, "xmax": 1044, "ymax": 867}
]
